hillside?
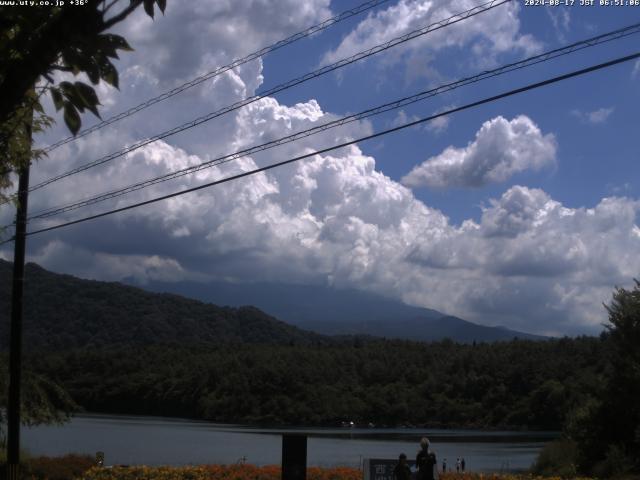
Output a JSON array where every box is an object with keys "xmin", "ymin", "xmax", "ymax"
[
  {"xmin": 140, "ymin": 279, "xmax": 547, "ymax": 342},
  {"xmin": 0, "ymin": 260, "xmax": 327, "ymax": 350},
  {"xmin": 0, "ymin": 260, "xmax": 546, "ymax": 350},
  {"xmin": 0, "ymin": 260, "xmax": 605, "ymax": 430}
]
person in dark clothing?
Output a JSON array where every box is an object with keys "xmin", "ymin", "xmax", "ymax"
[
  {"xmin": 442, "ymin": 458, "xmax": 447, "ymax": 473},
  {"xmin": 416, "ymin": 437, "xmax": 437, "ymax": 480},
  {"xmin": 461, "ymin": 458, "xmax": 466, "ymax": 472},
  {"xmin": 394, "ymin": 453, "xmax": 412, "ymax": 480}
]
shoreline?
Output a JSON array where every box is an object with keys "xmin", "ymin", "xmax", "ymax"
[{"xmin": 68, "ymin": 412, "xmax": 561, "ymax": 441}]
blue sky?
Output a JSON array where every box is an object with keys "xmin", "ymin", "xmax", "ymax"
[
  {"xmin": 264, "ymin": 1, "xmax": 640, "ymax": 224},
  {"xmin": 1, "ymin": 0, "xmax": 639, "ymax": 335}
]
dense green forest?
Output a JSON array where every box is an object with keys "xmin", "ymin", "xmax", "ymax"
[
  {"xmin": 21, "ymin": 336, "xmax": 606, "ymax": 430},
  {"xmin": 0, "ymin": 260, "xmax": 611, "ymax": 431},
  {"xmin": 0, "ymin": 260, "xmax": 540, "ymax": 349},
  {"xmin": 5, "ymin": 260, "xmax": 610, "ymax": 431},
  {"xmin": 0, "ymin": 260, "xmax": 330, "ymax": 350}
]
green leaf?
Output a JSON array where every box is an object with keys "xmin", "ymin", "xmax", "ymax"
[
  {"xmin": 100, "ymin": 61, "xmax": 119, "ymax": 89},
  {"xmin": 32, "ymin": 99, "xmax": 45, "ymax": 114},
  {"xmin": 60, "ymin": 46, "xmax": 102, "ymax": 84},
  {"xmin": 63, "ymin": 103, "xmax": 81, "ymax": 136},
  {"xmin": 51, "ymin": 88, "xmax": 64, "ymax": 111},
  {"xmin": 60, "ymin": 49, "xmax": 82, "ymax": 74},
  {"xmin": 59, "ymin": 82, "xmax": 81, "ymax": 110},
  {"xmin": 58, "ymin": 81, "xmax": 73, "ymax": 93},
  {"xmin": 143, "ymin": 0, "xmax": 155, "ymax": 18},
  {"xmin": 84, "ymin": 58, "xmax": 101, "ymax": 84},
  {"xmin": 59, "ymin": 82, "xmax": 85, "ymax": 113},
  {"xmin": 104, "ymin": 34, "xmax": 133, "ymax": 52},
  {"xmin": 74, "ymin": 82, "xmax": 101, "ymax": 119}
]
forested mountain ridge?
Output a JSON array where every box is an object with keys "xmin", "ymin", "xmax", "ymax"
[
  {"xmin": 0, "ymin": 260, "xmax": 611, "ymax": 431},
  {"xmin": 26, "ymin": 337, "xmax": 606, "ymax": 429},
  {"xmin": 140, "ymin": 279, "xmax": 547, "ymax": 342},
  {"xmin": 1, "ymin": 259, "xmax": 545, "ymax": 349},
  {"xmin": 0, "ymin": 260, "xmax": 328, "ymax": 350}
]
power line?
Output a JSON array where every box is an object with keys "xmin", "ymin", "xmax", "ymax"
[
  {"xmin": 42, "ymin": 0, "xmax": 394, "ymax": 153},
  {"xmin": 6, "ymin": 51, "xmax": 636, "ymax": 243},
  {"xmin": 33, "ymin": 0, "xmax": 508, "ymax": 190},
  {"xmin": 24, "ymin": 22, "xmax": 640, "ymax": 222},
  {"xmin": 27, "ymin": 0, "xmax": 510, "ymax": 192}
]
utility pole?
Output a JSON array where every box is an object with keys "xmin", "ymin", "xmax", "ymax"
[{"xmin": 5, "ymin": 107, "xmax": 32, "ymax": 480}]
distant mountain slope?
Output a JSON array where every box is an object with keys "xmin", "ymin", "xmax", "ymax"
[
  {"xmin": 299, "ymin": 315, "xmax": 548, "ymax": 343},
  {"xmin": 140, "ymin": 279, "xmax": 548, "ymax": 342},
  {"xmin": 0, "ymin": 260, "xmax": 328, "ymax": 350}
]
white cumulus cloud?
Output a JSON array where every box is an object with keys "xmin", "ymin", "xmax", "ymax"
[
  {"xmin": 571, "ymin": 107, "xmax": 614, "ymax": 125},
  {"xmin": 7, "ymin": 91, "xmax": 640, "ymax": 336},
  {"xmin": 632, "ymin": 59, "xmax": 640, "ymax": 79},
  {"xmin": 546, "ymin": 9, "xmax": 570, "ymax": 42},
  {"xmin": 34, "ymin": 0, "xmax": 333, "ymax": 155},
  {"xmin": 401, "ymin": 115, "xmax": 556, "ymax": 188},
  {"xmin": 321, "ymin": 0, "xmax": 541, "ymax": 78}
]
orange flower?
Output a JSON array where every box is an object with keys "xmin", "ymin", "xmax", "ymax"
[{"xmin": 77, "ymin": 464, "xmax": 595, "ymax": 480}]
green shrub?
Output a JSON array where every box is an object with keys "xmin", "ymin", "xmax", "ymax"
[
  {"xmin": 531, "ymin": 438, "xmax": 579, "ymax": 478},
  {"xmin": 591, "ymin": 444, "xmax": 636, "ymax": 479}
]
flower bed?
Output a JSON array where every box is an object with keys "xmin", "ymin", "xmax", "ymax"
[
  {"xmin": 21, "ymin": 454, "xmax": 95, "ymax": 480},
  {"xmin": 80, "ymin": 464, "xmax": 362, "ymax": 480},
  {"xmin": 18, "ymin": 461, "xmax": 597, "ymax": 480},
  {"xmin": 439, "ymin": 474, "xmax": 593, "ymax": 480}
]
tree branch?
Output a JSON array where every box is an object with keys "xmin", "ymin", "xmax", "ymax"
[
  {"xmin": 102, "ymin": 0, "xmax": 122, "ymax": 15},
  {"xmin": 102, "ymin": 0, "xmax": 143, "ymax": 30},
  {"xmin": 49, "ymin": 65, "xmax": 74, "ymax": 72}
]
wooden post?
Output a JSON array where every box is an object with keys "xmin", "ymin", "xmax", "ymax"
[
  {"xmin": 5, "ymin": 111, "xmax": 32, "ymax": 480},
  {"xmin": 282, "ymin": 434, "xmax": 307, "ymax": 480}
]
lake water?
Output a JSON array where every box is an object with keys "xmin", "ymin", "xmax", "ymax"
[{"xmin": 23, "ymin": 414, "xmax": 556, "ymax": 472}]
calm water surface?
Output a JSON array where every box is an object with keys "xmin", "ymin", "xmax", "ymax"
[{"xmin": 23, "ymin": 414, "xmax": 556, "ymax": 472}]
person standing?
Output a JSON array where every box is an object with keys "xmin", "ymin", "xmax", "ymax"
[
  {"xmin": 456, "ymin": 458, "xmax": 461, "ymax": 473},
  {"xmin": 394, "ymin": 453, "xmax": 412, "ymax": 480},
  {"xmin": 461, "ymin": 458, "xmax": 466, "ymax": 472},
  {"xmin": 442, "ymin": 458, "xmax": 447, "ymax": 473},
  {"xmin": 416, "ymin": 437, "xmax": 437, "ymax": 480}
]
